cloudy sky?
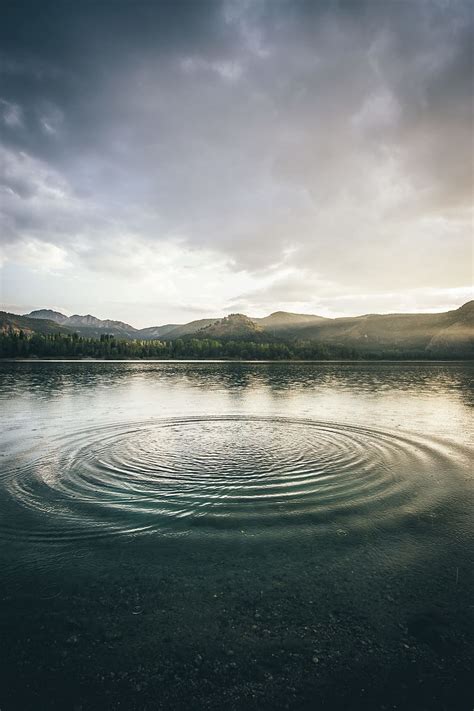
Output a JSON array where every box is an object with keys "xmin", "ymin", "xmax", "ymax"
[{"xmin": 0, "ymin": 0, "xmax": 472, "ymax": 327}]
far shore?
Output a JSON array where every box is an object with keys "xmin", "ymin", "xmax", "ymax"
[{"xmin": 1, "ymin": 358, "xmax": 472, "ymax": 364}]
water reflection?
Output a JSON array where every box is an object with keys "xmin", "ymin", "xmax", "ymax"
[{"xmin": 1, "ymin": 359, "xmax": 473, "ymax": 398}]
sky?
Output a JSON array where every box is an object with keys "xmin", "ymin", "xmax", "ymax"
[{"xmin": 0, "ymin": 0, "xmax": 472, "ymax": 328}]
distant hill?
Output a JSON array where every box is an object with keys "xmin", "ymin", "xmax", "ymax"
[
  {"xmin": 28, "ymin": 309, "xmax": 70, "ymax": 325},
  {"xmin": 175, "ymin": 304, "xmax": 474, "ymax": 356},
  {"xmin": 194, "ymin": 314, "xmax": 266, "ymax": 341},
  {"xmin": 288, "ymin": 302, "xmax": 474, "ymax": 357},
  {"xmin": 1, "ymin": 311, "xmax": 74, "ymax": 336},
  {"xmin": 28, "ymin": 309, "xmax": 139, "ymax": 339},
  {"xmin": 24, "ymin": 309, "xmax": 327, "ymax": 341},
  {"xmin": 3, "ymin": 300, "xmax": 471, "ymax": 357},
  {"xmin": 161, "ymin": 318, "xmax": 218, "ymax": 339},
  {"xmin": 425, "ymin": 301, "xmax": 474, "ymax": 355},
  {"xmin": 255, "ymin": 311, "xmax": 328, "ymax": 338},
  {"xmin": 26, "ymin": 310, "xmax": 217, "ymax": 340},
  {"xmin": 138, "ymin": 324, "xmax": 181, "ymax": 339}
]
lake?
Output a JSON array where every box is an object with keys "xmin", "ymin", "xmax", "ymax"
[{"xmin": 0, "ymin": 361, "xmax": 472, "ymax": 710}]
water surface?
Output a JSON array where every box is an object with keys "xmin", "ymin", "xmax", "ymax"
[{"xmin": 0, "ymin": 362, "xmax": 472, "ymax": 710}]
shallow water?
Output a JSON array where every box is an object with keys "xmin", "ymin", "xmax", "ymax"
[{"xmin": 0, "ymin": 361, "xmax": 472, "ymax": 710}]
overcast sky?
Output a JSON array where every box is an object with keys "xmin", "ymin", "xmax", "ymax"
[{"xmin": 0, "ymin": 0, "xmax": 472, "ymax": 327}]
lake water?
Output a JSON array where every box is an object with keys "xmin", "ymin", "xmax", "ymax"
[{"xmin": 0, "ymin": 361, "xmax": 472, "ymax": 710}]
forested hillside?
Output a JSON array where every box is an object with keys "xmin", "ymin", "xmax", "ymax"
[{"xmin": 1, "ymin": 302, "xmax": 472, "ymax": 358}]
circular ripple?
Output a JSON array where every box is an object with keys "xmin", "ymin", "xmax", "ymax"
[{"xmin": 0, "ymin": 416, "xmax": 464, "ymax": 542}]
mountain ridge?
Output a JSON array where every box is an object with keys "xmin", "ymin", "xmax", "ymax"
[{"xmin": 0, "ymin": 301, "xmax": 472, "ymax": 357}]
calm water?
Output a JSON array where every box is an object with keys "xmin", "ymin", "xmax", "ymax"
[{"xmin": 0, "ymin": 361, "xmax": 472, "ymax": 710}]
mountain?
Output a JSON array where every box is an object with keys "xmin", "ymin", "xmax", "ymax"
[
  {"xmin": 28, "ymin": 309, "xmax": 139, "ymax": 338},
  {"xmin": 1, "ymin": 311, "xmax": 74, "ymax": 336},
  {"xmin": 165, "ymin": 304, "xmax": 474, "ymax": 355},
  {"xmin": 66, "ymin": 315, "xmax": 138, "ymax": 338},
  {"xmin": 425, "ymin": 301, "xmax": 474, "ymax": 355},
  {"xmin": 255, "ymin": 311, "xmax": 328, "ymax": 337},
  {"xmin": 28, "ymin": 309, "xmax": 70, "ymax": 325},
  {"xmin": 162, "ymin": 312, "xmax": 327, "ymax": 340},
  {"xmin": 193, "ymin": 314, "xmax": 266, "ymax": 341},
  {"xmin": 287, "ymin": 302, "xmax": 474, "ymax": 356},
  {"xmin": 172, "ymin": 304, "xmax": 474, "ymax": 356},
  {"xmin": 7, "ymin": 301, "xmax": 473, "ymax": 357},
  {"xmin": 138, "ymin": 324, "xmax": 181, "ymax": 339},
  {"xmin": 257, "ymin": 311, "xmax": 326, "ymax": 327},
  {"xmin": 26, "ymin": 310, "xmax": 217, "ymax": 340},
  {"xmin": 160, "ymin": 318, "xmax": 218, "ymax": 339}
]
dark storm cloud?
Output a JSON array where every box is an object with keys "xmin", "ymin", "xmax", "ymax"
[{"xmin": 0, "ymin": 0, "xmax": 472, "ymax": 314}]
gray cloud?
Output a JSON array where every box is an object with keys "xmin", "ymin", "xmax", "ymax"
[{"xmin": 0, "ymin": 0, "xmax": 472, "ymax": 319}]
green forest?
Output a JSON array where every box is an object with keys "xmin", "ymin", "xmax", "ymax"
[
  {"xmin": 0, "ymin": 330, "xmax": 360, "ymax": 360},
  {"xmin": 0, "ymin": 329, "xmax": 455, "ymax": 360}
]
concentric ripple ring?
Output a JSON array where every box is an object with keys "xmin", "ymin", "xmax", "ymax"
[{"xmin": 0, "ymin": 416, "xmax": 464, "ymax": 542}]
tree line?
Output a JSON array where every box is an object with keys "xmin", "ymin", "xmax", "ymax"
[
  {"xmin": 0, "ymin": 330, "xmax": 362, "ymax": 360},
  {"xmin": 1, "ymin": 329, "xmax": 461, "ymax": 360}
]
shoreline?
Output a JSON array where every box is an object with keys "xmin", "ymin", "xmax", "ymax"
[{"xmin": 1, "ymin": 358, "xmax": 472, "ymax": 364}]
